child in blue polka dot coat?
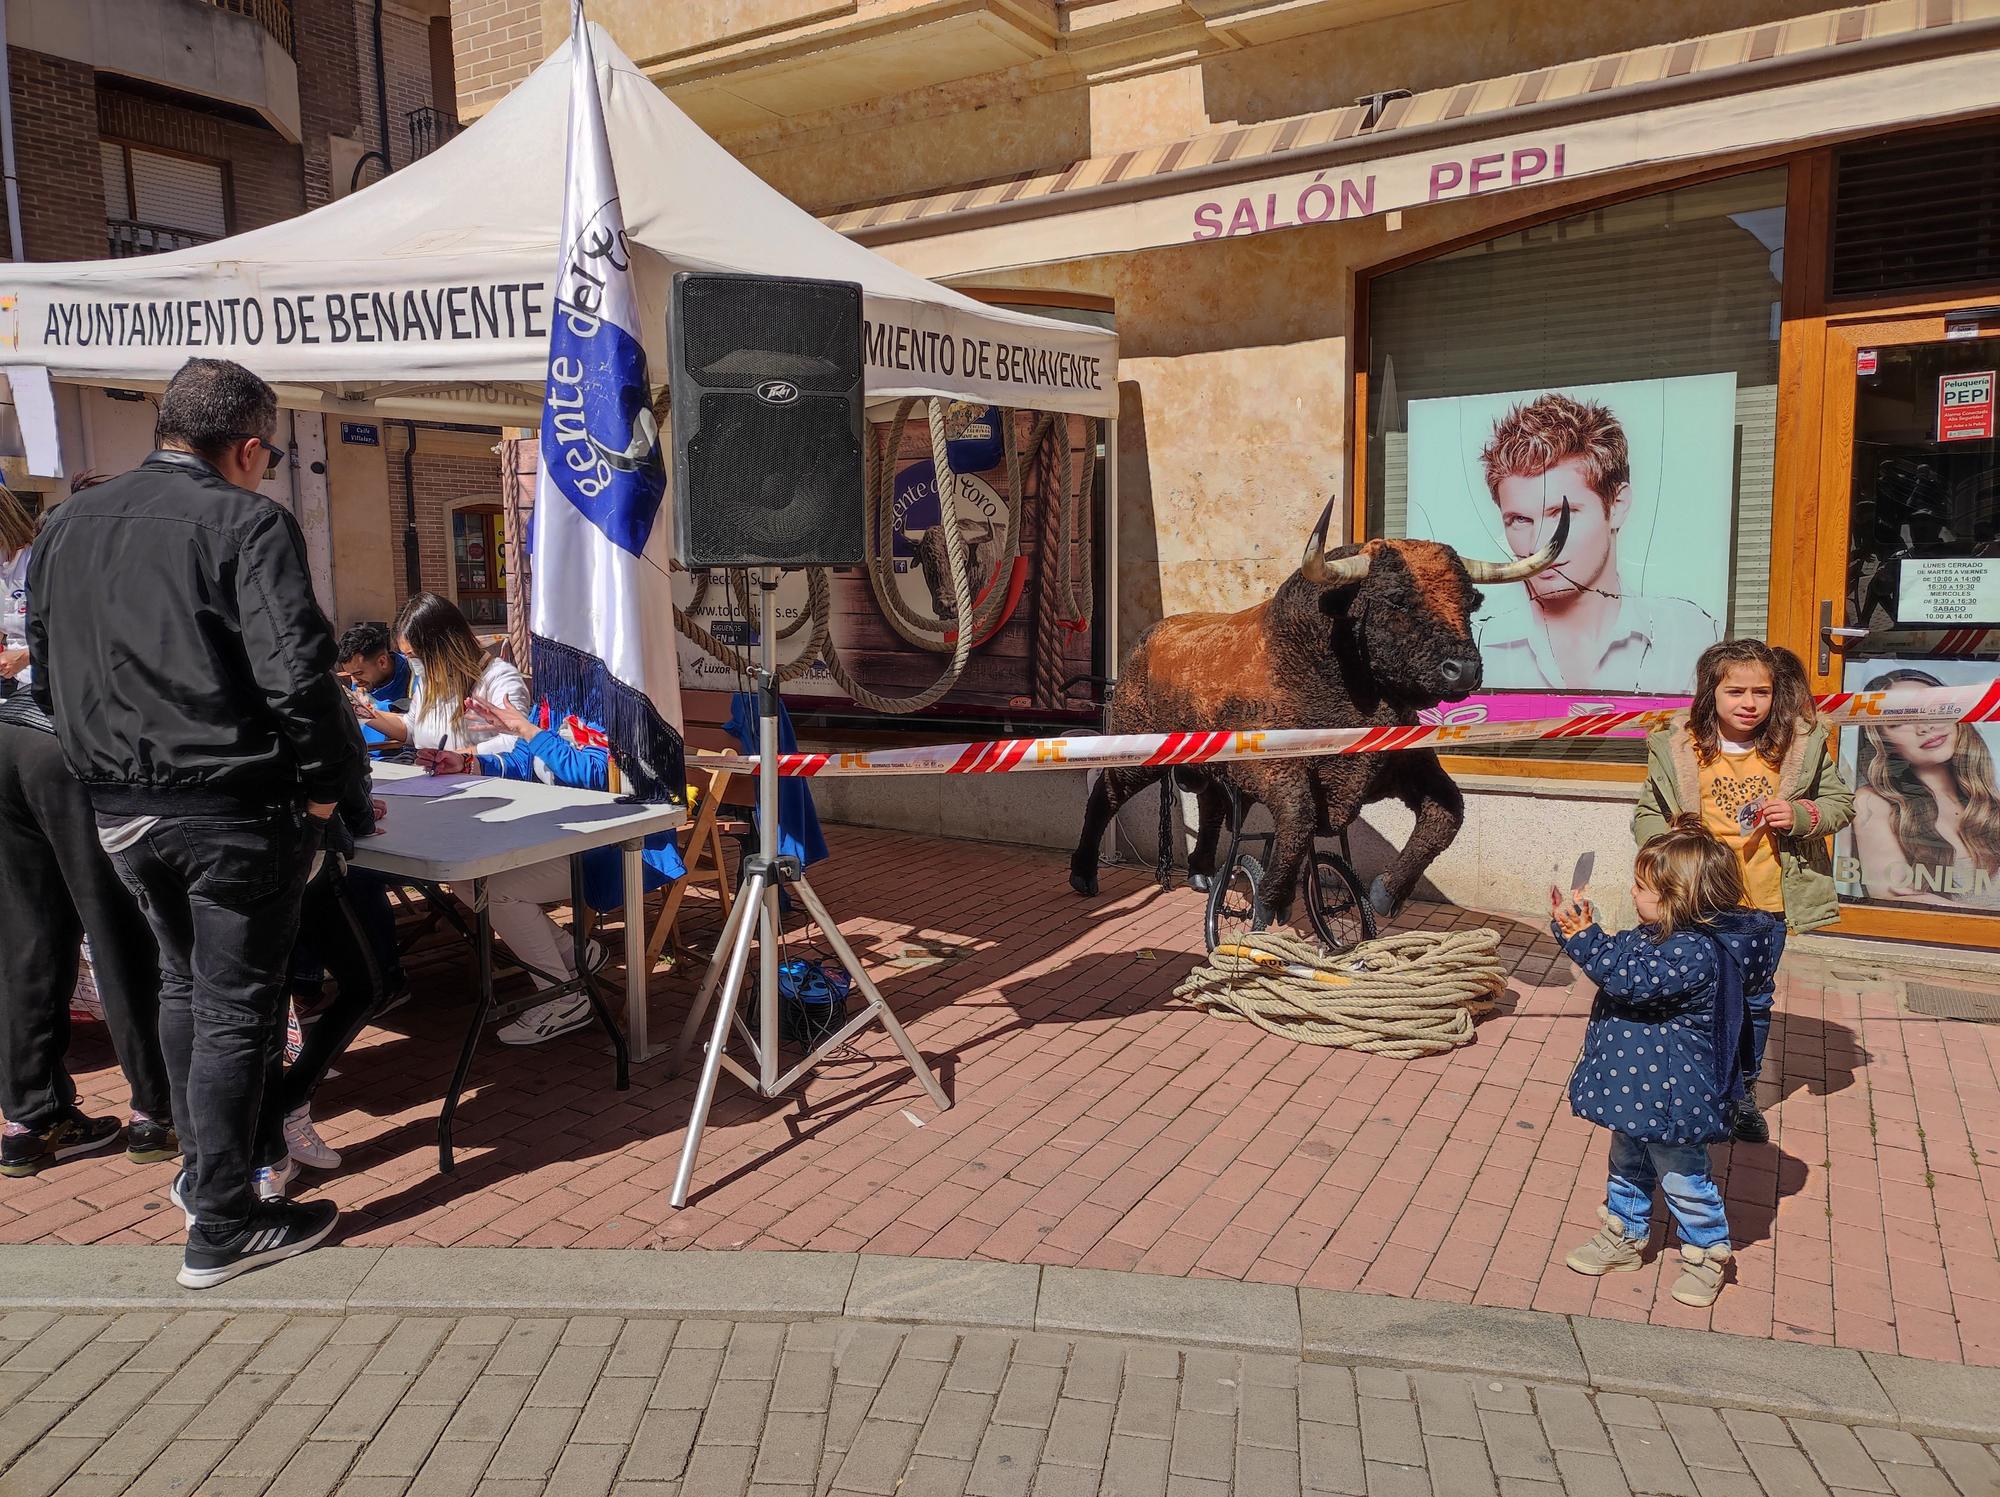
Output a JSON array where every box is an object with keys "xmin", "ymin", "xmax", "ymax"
[{"xmin": 1552, "ymin": 815, "xmax": 1783, "ymax": 1308}]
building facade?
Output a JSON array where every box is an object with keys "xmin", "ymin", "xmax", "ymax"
[
  {"xmin": 2, "ymin": 0, "xmax": 505, "ymax": 633},
  {"xmin": 447, "ymin": 0, "xmax": 2000, "ymax": 950}
]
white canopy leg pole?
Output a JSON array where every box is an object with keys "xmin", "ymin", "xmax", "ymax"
[
  {"xmin": 623, "ymin": 840, "xmax": 649, "ymax": 1061},
  {"xmin": 1103, "ymin": 415, "xmax": 1119, "ymax": 687},
  {"xmin": 292, "ymin": 413, "xmax": 337, "ymax": 616}
]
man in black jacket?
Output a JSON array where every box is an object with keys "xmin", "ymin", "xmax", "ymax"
[{"xmin": 29, "ymin": 358, "xmax": 369, "ymax": 1289}]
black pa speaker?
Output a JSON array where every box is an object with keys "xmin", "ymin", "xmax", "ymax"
[{"xmin": 668, "ymin": 272, "xmax": 866, "ymax": 569}]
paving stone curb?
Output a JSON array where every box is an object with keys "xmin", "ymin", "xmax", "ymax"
[{"xmin": 3, "ymin": 1246, "xmax": 1995, "ymax": 1441}]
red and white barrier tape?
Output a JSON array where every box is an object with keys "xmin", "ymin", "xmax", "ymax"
[{"xmin": 695, "ymin": 680, "xmax": 2000, "ymax": 780}]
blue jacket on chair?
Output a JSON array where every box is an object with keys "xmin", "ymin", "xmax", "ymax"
[
  {"xmin": 476, "ymin": 706, "xmax": 684, "ymax": 911},
  {"xmin": 1557, "ymin": 910, "xmax": 1783, "ymax": 1146},
  {"xmin": 725, "ymin": 691, "xmax": 828, "ymax": 868}
]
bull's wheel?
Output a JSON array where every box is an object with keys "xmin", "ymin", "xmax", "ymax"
[
  {"xmin": 1203, "ymin": 852, "xmax": 1264, "ymax": 952},
  {"xmin": 1305, "ymin": 850, "xmax": 1376, "ymax": 954}
]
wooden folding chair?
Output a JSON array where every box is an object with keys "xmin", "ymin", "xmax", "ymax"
[{"xmin": 644, "ymin": 764, "xmax": 740, "ymax": 968}]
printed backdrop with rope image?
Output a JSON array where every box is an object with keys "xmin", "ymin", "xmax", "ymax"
[
  {"xmin": 1405, "ymin": 375, "xmax": 1736, "ymax": 696},
  {"xmin": 672, "ymin": 406, "xmax": 1099, "ymax": 720}
]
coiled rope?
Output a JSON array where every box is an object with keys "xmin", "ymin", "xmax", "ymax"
[{"xmin": 1172, "ymin": 928, "xmax": 1507, "ymax": 1058}]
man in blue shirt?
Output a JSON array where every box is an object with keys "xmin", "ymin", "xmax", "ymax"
[{"xmin": 334, "ymin": 623, "xmax": 412, "ymax": 752}]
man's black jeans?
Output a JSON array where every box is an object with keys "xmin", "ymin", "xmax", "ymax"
[
  {"xmin": 105, "ymin": 809, "xmax": 320, "ymax": 1245},
  {"xmin": 0, "ymin": 723, "xmax": 171, "ymax": 1130}
]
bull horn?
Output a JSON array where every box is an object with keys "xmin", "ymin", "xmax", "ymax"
[
  {"xmin": 903, "ymin": 528, "xmax": 929, "ymax": 543},
  {"xmin": 1463, "ymin": 500, "xmax": 1571, "ymax": 584},
  {"xmin": 1300, "ymin": 497, "xmax": 1372, "ymax": 586}
]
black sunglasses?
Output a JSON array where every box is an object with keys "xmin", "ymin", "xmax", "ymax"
[{"xmin": 230, "ymin": 435, "xmax": 285, "ymax": 480}]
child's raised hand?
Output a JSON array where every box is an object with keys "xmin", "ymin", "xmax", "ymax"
[
  {"xmin": 1755, "ymin": 799, "xmax": 1796, "ymax": 833},
  {"xmin": 1552, "ymin": 889, "xmax": 1595, "ymax": 938}
]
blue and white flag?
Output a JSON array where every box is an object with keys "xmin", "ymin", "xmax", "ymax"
[{"xmin": 530, "ymin": 2, "xmax": 683, "ymax": 801}]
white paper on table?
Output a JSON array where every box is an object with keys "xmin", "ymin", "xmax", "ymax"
[{"xmin": 371, "ymin": 773, "xmax": 484, "ymax": 797}]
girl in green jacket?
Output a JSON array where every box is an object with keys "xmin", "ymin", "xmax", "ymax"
[{"xmin": 1631, "ymin": 640, "xmax": 1854, "ymax": 1144}]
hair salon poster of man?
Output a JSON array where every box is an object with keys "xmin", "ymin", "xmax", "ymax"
[
  {"xmin": 1405, "ymin": 376, "xmax": 1734, "ymax": 702},
  {"xmin": 1838, "ymin": 656, "xmax": 2000, "ymax": 913}
]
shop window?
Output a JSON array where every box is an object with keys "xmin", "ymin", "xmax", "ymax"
[
  {"xmin": 1364, "ymin": 169, "xmax": 1787, "ymax": 762},
  {"xmin": 1829, "ymin": 124, "xmax": 2000, "ymax": 300}
]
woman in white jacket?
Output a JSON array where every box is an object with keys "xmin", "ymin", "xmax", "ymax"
[{"xmin": 358, "ymin": 591, "xmax": 532, "ymax": 755}]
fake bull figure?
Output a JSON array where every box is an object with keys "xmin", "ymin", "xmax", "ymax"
[{"xmin": 1069, "ymin": 500, "xmax": 1570, "ymax": 924}]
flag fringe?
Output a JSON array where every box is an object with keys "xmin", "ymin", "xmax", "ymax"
[{"xmin": 530, "ymin": 633, "xmax": 686, "ymax": 804}]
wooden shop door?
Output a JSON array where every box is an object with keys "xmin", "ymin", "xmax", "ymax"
[{"xmin": 1806, "ymin": 310, "xmax": 2000, "ymax": 949}]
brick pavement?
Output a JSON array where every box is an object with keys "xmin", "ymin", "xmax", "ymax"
[
  {"xmin": 2, "ymin": 1305, "xmax": 1999, "ymax": 1497},
  {"xmin": 6, "ymin": 826, "xmax": 1999, "ymax": 1366}
]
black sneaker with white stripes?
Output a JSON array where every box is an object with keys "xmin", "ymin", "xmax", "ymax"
[{"xmin": 177, "ymin": 1200, "xmax": 339, "ymax": 1290}]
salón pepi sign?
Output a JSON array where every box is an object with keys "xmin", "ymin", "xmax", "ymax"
[{"xmin": 1191, "ymin": 141, "xmax": 1569, "ymax": 242}]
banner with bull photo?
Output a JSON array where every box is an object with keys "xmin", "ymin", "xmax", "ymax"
[
  {"xmin": 672, "ymin": 406, "xmax": 1101, "ymax": 721},
  {"xmin": 1399, "ymin": 374, "xmax": 1736, "ymax": 701}
]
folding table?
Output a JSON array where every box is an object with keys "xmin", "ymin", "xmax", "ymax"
[{"xmin": 348, "ymin": 762, "xmax": 685, "ymax": 1171}]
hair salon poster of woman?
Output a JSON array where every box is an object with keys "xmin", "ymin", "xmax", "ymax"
[
  {"xmin": 1839, "ymin": 657, "xmax": 2000, "ymax": 912},
  {"xmin": 1404, "ymin": 376, "xmax": 1734, "ymax": 715}
]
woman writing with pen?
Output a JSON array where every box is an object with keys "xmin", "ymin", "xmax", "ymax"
[{"xmin": 356, "ymin": 592, "xmax": 532, "ymax": 755}]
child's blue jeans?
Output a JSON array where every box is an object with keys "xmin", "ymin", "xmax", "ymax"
[
  {"xmin": 1606, "ymin": 1132, "xmax": 1729, "ymax": 1249},
  {"xmin": 1746, "ymin": 929, "xmax": 1789, "ymax": 1080}
]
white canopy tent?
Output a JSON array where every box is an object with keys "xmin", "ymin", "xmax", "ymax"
[{"xmin": 0, "ymin": 23, "xmax": 1118, "ymax": 441}]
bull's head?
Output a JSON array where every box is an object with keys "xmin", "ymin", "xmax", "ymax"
[
  {"xmin": 905, "ymin": 522, "xmax": 997, "ymax": 621},
  {"xmin": 1294, "ymin": 499, "xmax": 1569, "ymax": 703}
]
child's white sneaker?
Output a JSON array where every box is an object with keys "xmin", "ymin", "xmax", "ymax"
[
  {"xmin": 1671, "ymin": 1242, "xmax": 1731, "ymax": 1306},
  {"xmin": 1564, "ymin": 1207, "xmax": 1646, "ymax": 1276},
  {"xmin": 496, "ymin": 995, "xmax": 591, "ymax": 1047},
  {"xmin": 253, "ymin": 1156, "xmax": 297, "ymax": 1202},
  {"xmin": 284, "ymin": 1108, "xmax": 341, "ymax": 1170}
]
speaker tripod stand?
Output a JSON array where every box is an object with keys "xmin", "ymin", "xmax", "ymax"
[{"xmin": 667, "ymin": 569, "xmax": 950, "ymax": 1209}]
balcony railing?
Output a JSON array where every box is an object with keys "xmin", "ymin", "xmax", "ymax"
[
  {"xmin": 407, "ymin": 107, "xmax": 463, "ymax": 163},
  {"xmin": 108, "ymin": 220, "xmax": 216, "ymax": 258},
  {"xmin": 197, "ymin": 0, "xmax": 295, "ymax": 55}
]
